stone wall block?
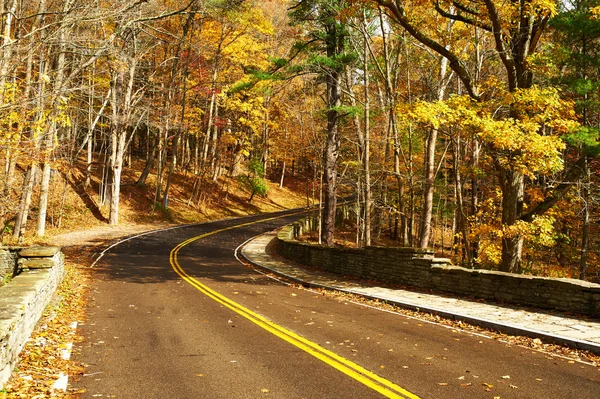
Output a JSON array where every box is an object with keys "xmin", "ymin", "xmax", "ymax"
[{"xmin": 18, "ymin": 246, "xmax": 60, "ymax": 258}]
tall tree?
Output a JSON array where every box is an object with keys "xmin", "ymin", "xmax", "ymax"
[
  {"xmin": 551, "ymin": 0, "xmax": 600, "ymax": 279},
  {"xmin": 375, "ymin": 0, "xmax": 583, "ymax": 272},
  {"xmin": 289, "ymin": 0, "xmax": 353, "ymax": 246}
]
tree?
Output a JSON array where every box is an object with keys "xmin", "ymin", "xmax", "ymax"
[
  {"xmin": 375, "ymin": 0, "xmax": 583, "ymax": 272},
  {"xmin": 289, "ymin": 0, "xmax": 354, "ymax": 246},
  {"xmin": 551, "ymin": 0, "xmax": 600, "ymax": 279}
]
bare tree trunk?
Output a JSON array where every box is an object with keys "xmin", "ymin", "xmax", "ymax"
[
  {"xmin": 209, "ymin": 101, "xmax": 220, "ymax": 181},
  {"xmin": 37, "ymin": 0, "xmax": 73, "ymax": 237},
  {"xmin": 499, "ymin": 169, "xmax": 524, "ymax": 273},
  {"xmin": 453, "ymin": 135, "xmax": 472, "ymax": 266},
  {"xmin": 418, "ymin": 29, "xmax": 453, "ymax": 248},
  {"xmin": 362, "ymin": 16, "xmax": 372, "ymax": 247},
  {"xmin": 0, "ymin": 0, "xmax": 17, "ymax": 84},
  {"xmin": 579, "ymin": 156, "xmax": 590, "ymax": 280},
  {"xmin": 162, "ymin": 134, "xmax": 179, "ymax": 208},
  {"xmin": 109, "ymin": 53, "xmax": 138, "ymax": 225},
  {"xmin": 279, "ymin": 160, "xmax": 286, "ymax": 188},
  {"xmin": 12, "ymin": 165, "xmax": 37, "ymax": 242},
  {"xmin": 345, "ymin": 66, "xmax": 365, "ymax": 245},
  {"xmin": 137, "ymin": 133, "xmax": 156, "ymax": 187},
  {"xmin": 321, "ymin": 62, "xmax": 342, "ymax": 246},
  {"xmin": 5, "ymin": 4, "xmax": 37, "ymax": 196},
  {"xmin": 202, "ymin": 31, "xmax": 223, "ymax": 169}
]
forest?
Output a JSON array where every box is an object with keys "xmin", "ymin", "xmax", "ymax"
[{"xmin": 0, "ymin": 0, "xmax": 598, "ymax": 282}]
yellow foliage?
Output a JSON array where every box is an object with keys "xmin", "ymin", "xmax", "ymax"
[
  {"xmin": 406, "ymin": 85, "xmax": 578, "ymax": 178},
  {"xmin": 524, "ymin": 0, "xmax": 558, "ymax": 18}
]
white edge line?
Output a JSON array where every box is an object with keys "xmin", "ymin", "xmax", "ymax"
[
  {"xmin": 90, "ymin": 225, "xmax": 186, "ymax": 268},
  {"xmin": 90, "ymin": 208, "xmax": 310, "ymax": 268},
  {"xmin": 52, "ymin": 321, "xmax": 78, "ymax": 391},
  {"xmin": 233, "ymin": 233, "xmax": 600, "ymax": 366},
  {"xmin": 234, "ymin": 233, "xmax": 292, "ymax": 286}
]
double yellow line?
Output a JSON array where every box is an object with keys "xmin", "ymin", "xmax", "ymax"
[{"xmin": 169, "ymin": 215, "xmax": 420, "ymax": 399}]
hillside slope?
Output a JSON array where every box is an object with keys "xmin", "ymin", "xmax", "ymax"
[{"xmin": 5, "ymin": 157, "xmax": 311, "ymax": 247}]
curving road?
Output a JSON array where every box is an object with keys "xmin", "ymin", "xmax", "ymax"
[{"xmin": 72, "ymin": 210, "xmax": 599, "ymax": 398}]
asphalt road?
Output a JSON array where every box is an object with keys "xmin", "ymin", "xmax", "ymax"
[{"xmin": 72, "ymin": 210, "xmax": 600, "ymax": 398}]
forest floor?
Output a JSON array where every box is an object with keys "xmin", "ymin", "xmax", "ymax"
[{"xmin": 4, "ymin": 156, "xmax": 312, "ymax": 248}]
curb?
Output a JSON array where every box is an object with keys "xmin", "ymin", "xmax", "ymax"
[{"xmin": 239, "ymin": 236, "xmax": 600, "ymax": 356}]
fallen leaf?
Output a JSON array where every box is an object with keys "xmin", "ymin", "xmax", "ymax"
[
  {"xmin": 460, "ymin": 383, "xmax": 472, "ymax": 387},
  {"xmin": 457, "ymin": 376, "xmax": 465, "ymax": 380},
  {"xmin": 261, "ymin": 388, "xmax": 270, "ymax": 393},
  {"xmin": 438, "ymin": 382, "xmax": 448, "ymax": 386},
  {"xmin": 501, "ymin": 375, "xmax": 510, "ymax": 379},
  {"xmin": 482, "ymin": 383, "xmax": 494, "ymax": 388},
  {"xmin": 510, "ymin": 384, "xmax": 518, "ymax": 389}
]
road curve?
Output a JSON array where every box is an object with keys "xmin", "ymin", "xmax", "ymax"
[{"xmin": 72, "ymin": 211, "xmax": 599, "ymax": 398}]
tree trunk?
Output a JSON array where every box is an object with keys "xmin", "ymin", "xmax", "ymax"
[
  {"xmin": 279, "ymin": 160, "xmax": 286, "ymax": 188},
  {"xmin": 362, "ymin": 17, "xmax": 372, "ymax": 247},
  {"xmin": 162, "ymin": 134, "xmax": 179, "ymax": 208},
  {"xmin": 499, "ymin": 169, "xmax": 524, "ymax": 273},
  {"xmin": 579, "ymin": 156, "xmax": 590, "ymax": 280},
  {"xmin": 137, "ymin": 140, "xmax": 156, "ymax": 187},
  {"xmin": 453, "ymin": 136, "xmax": 472, "ymax": 266},
  {"xmin": 418, "ymin": 30, "xmax": 452, "ymax": 248},
  {"xmin": 12, "ymin": 164, "xmax": 37, "ymax": 242},
  {"xmin": 321, "ymin": 34, "xmax": 342, "ymax": 246},
  {"xmin": 37, "ymin": 0, "xmax": 72, "ymax": 237},
  {"xmin": 109, "ymin": 52, "xmax": 138, "ymax": 225},
  {"xmin": 418, "ymin": 126, "xmax": 438, "ymax": 248}
]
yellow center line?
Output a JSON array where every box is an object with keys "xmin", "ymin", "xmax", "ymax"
[{"xmin": 169, "ymin": 213, "xmax": 421, "ymax": 399}]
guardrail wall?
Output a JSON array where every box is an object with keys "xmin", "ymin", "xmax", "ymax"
[
  {"xmin": 277, "ymin": 220, "xmax": 600, "ymax": 318},
  {"xmin": 0, "ymin": 247, "xmax": 65, "ymax": 388}
]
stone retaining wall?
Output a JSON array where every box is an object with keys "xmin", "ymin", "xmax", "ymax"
[
  {"xmin": 0, "ymin": 249, "xmax": 17, "ymax": 285},
  {"xmin": 0, "ymin": 246, "xmax": 65, "ymax": 388},
  {"xmin": 278, "ymin": 220, "xmax": 600, "ymax": 318}
]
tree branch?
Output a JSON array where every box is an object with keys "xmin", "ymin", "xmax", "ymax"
[
  {"xmin": 434, "ymin": 1, "xmax": 493, "ymax": 32},
  {"xmin": 520, "ymin": 156, "xmax": 588, "ymax": 222},
  {"xmin": 375, "ymin": 0, "xmax": 481, "ymax": 100}
]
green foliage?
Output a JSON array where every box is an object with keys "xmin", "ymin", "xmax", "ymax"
[
  {"xmin": 249, "ymin": 176, "xmax": 268, "ymax": 197},
  {"xmin": 241, "ymin": 158, "xmax": 268, "ymax": 201},
  {"xmin": 287, "ymin": 0, "xmax": 356, "ymax": 76},
  {"xmin": 330, "ymin": 104, "xmax": 361, "ymax": 117},
  {"xmin": 248, "ymin": 157, "xmax": 265, "ymax": 177},
  {"xmin": 565, "ymin": 126, "xmax": 600, "ymax": 156}
]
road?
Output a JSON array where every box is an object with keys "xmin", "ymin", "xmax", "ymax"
[{"xmin": 72, "ymin": 210, "xmax": 599, "ymax": 398}]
